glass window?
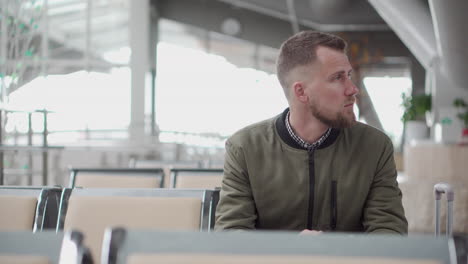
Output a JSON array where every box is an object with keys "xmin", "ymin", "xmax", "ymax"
[
  {"xmin": 156, "ymin": 20, "xmax": 287, "ymax": 147},
  {"xmin": 363, "ymin": 76, "xmax": 412, "ymax": 149},
  {"xmin": 2, "ymin": 0, "xmax": 131, "ymax": 145}
]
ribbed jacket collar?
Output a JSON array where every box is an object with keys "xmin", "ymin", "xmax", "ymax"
[{"xmin": 275, "ymin": 108, "xmax": 340, "ymax": 150}]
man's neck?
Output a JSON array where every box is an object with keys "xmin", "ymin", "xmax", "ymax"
[{"xmin": 289, "ymin": 108, "xmax": 329, "ymax": 143}]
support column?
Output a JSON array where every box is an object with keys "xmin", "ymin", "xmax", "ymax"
[
  {"xmin": 149, "ymin": 4, "xmax": 160, "ymax": 140},
  {"xmin": 41, "ymin": 0, "xmax": 49, "ymax": 76},
  {"xmin": 41, "ymin": 110, "xmax": 48, "ymax": 186},
  {"xmin": 429, "ymin": 0, "xmax": 468, "ymax": 90},
  {"xmin": 0, "ymin": 0, "xmax": 6, "ymax": 185},
  {"xmin": 1, "ymin": 0, "xmax": 8, "ymax": 103},
  {"xmin": 85, "ymin": 0, "xmax": 92, "ymax": 71},
  {"xmin": 427, "ymin": 0, "xmax": 468, "ymax": 141},
  {"xmin": 0, "ymin": 110, "xmax": 3, "ymax": 185},
  {"xmin": 368, "ymin": 0, "xmax": 468, "ymax": 141},
  {"xmin": 27, "ymin": 113, "xmax": 33, "ymax": 185},
  {"xmin": 129, "ymin": 0, "xmax": 150, "ymax": 143},
  {"xmin": 427, "ymin": 60, "xmax": 467, "ymax": 142}
]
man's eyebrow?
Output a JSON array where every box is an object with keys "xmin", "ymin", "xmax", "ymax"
[{"xmin": 329, "ymin": 70, "xmax": 345, "ymax": 78}]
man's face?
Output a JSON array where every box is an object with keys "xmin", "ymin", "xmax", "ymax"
[{"xmin": 300, "ymin": 46, "xmax": 358, "ymax": 128}]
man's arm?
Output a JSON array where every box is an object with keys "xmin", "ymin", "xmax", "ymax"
[
  {"xmin": 362, "ymin": 138, "xmax": 408, "ymax": 234},
  {"xmin": 214, "ymin": 140, "xmax": 257, "ymax": 230}
]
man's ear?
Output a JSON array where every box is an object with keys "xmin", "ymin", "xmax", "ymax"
[{"xmin": 292, "ymin": 82, "xmax": 308, "ymax": 103}]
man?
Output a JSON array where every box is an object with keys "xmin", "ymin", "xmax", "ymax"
[{"xmin": 214, "ymin": 31, "xmax": 407, "ymax": 234}]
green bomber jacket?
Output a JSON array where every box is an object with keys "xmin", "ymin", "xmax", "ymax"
[{"xmin": 215, "ymin": 109, "xmax": 408, "ymax": 234}]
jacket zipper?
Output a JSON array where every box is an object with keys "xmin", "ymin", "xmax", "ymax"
[
  {"xmin": 330, "ymin": 180, "xmax": 337, "ymax": 230},
  {"xmin": 307, "ymin": 148, "xmax": 315, "ymax": 230}
]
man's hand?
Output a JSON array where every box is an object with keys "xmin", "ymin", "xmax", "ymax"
[{"xmin": 299, "ymin": 229, "xmax": 323, "ymax": 235}]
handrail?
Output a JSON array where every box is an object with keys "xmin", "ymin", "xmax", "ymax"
[{"xmin": 0, "ymin": 109, "xmax": 53, "ymax": 185}]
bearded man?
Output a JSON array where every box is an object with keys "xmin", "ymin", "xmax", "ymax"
[{"xmin": 215, "ymin": 31, "xmax": 407, "ymax": 234}]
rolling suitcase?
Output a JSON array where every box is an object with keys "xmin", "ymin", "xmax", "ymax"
[{"xmin": 433, "ymin": 182, "xmax": 455, "ymax": 237}]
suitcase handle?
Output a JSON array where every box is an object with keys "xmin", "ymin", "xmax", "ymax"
[
  {"xmin": 434, "ymin": 183, "xmax": 455, "ymax": 201},
  {"xmin": 434, "ymin": 183, "xmax": 454, "ymax": 237}
]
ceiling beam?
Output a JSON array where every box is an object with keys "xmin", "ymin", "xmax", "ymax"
[{"xmin": 153, "ymin": 0, "xmax": 405, "ymax": 53}]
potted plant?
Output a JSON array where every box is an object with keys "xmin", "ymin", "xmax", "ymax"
[
  {"xmin": 401, "ymin": 93, "xmax": 432, "ymax": 144},
  {"xmin": 401, "ymin": 93, "xmax": 432, "ymax": 123},
  {"xmin": 453, "ymin": 98, "xmax": 468, "ymax": 139}
]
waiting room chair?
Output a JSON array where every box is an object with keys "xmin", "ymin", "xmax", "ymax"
[
  {"xmin": 170, "ymin": 168, "xmax": 223, "ymax": 189},
  {"xmin": 129, "ymin": 159, "xmax": 202, "ymax": 169},
  {"xmin": 68, "ymin": 168, "xmax": 164, "ymax": 188},
  {"xmin": 101, "ymin": 228, "xmax": 457, "ymax": 264},
  {"xmin": 56, "ymin": 188, "xmax": 219, "ymax": 263},
  {"xmin": 0, "ymin": 186, "xmax": 61, "ymax": 231},
  {"xmin": 0, "ymin": 230, "xmax": 92, "ymax": 264},
  {"xmin": 129, "ymin": 161, "xmax": 204, "ymax": 188}
]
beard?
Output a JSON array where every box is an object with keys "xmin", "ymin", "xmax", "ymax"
[{"xmin": 309, "ymin": 100, "xmax": 356, "ymax": 128}]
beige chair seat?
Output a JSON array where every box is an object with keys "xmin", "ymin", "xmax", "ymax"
[
  {"xmin": 0, "ymin": 256, "xmax": 51, "ymax": 264},
  {"xmin": 64, "ymin": 196, "xmax": 201, "ymax": 262},
  {"xmin": 175, "ymin": 175, "xmax": 223, "ymax": 189},
  {"xmin": 0, "ymin": 187, "xmax": 61, "ymax": 231},
  {"xmin": 74, "ymin": 173, "xmax": 161, "ymax": 188},
  {"xmin": 170, "ymin": 168, "xmax": 223, "ymax": 188},
  {"xmin": 69, "ymin": 168, "xmax": 165, "ymax": 188},
  {"xmin": 0, "ymin": 196, "xmax": 37, "ymax": 231},
  {"xmin": 57, "ymin": 188, "xmax": 219, "ymax": 264}
]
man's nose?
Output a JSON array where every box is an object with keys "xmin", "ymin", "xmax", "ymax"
[{"xmin": 345, "ymin": 80, "xmax": 359, "ymax": 96}]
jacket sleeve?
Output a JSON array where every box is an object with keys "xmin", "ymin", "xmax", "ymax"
[
  {"xmin": 214, "ymin": 139, "xmax": 257, "ymax": 230},
  {"xmin": 362, "ymin": 138, "xmax": 408, "ymax": 234}
]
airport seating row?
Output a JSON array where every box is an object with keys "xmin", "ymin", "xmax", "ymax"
[
  {"xmin": 69, "ymin": 167, "xmax": 224, "ymax": 189},
  {"xmin": 0, "ymin": 185, "xmax": 219, "ymax": 263},
  {"xmin": 0, "ymin": 227, "xmax": 458, "ymax": 264},
  {"xmin": 1, "ymin": 163, "xmax": 466, "ymax": 264}
]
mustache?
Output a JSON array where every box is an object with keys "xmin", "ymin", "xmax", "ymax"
[{"xmin": 344, "ymin": 97, "xmax": 357, "ymax": 105}]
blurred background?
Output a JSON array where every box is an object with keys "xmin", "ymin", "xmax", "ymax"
[{"xmin": 0, "ymin": 0, "xmax": 467, "ymax": 234}]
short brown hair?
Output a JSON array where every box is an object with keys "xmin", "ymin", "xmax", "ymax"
[{"xmin": 276, "ymin": 31, "xmax": 347, "ymax": 98}]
